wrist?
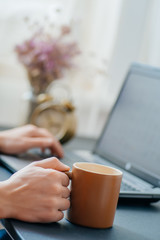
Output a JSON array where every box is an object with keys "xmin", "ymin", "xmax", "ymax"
[
  {"xmin": 0, "ymin": 134, "xmax": 5, "ymax": 153},
  {"xmin": 0, "ymin": 181, "xmax": 11, "ymax": 219}
]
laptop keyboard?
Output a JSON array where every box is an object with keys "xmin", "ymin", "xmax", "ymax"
[
  {"xmin": 121, "ymin": 181, "xmax": 140, "ymax": 192},
  {"xmin": 64, "ymin": 150, "xmax": 155, "ymax": 193},
  {"xmin": 2, "ymin": 149, "xmax": 153, "ymax": 194}
]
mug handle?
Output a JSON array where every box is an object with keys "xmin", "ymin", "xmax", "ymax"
[{"xmin": 64, "ymin": 171, "xmax": 72, "ymax": 179}]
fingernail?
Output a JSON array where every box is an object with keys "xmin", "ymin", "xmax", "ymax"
[{"xmin": 63, "ymin": 163, "xmax": 70, "ymax": 169}]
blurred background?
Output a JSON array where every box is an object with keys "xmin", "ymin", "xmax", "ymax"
[{"xmin": 0, "ymin": 0, "xmax": 160, "ymax": 139}]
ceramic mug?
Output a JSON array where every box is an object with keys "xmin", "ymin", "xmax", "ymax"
[{"xmin": 65, "ymin": 162, "xmax": 123, "ymax": 229}]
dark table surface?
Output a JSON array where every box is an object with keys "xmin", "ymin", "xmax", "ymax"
[{"xmin": 0, "ymin": 134, "xmax": 160, "ymax": 240}]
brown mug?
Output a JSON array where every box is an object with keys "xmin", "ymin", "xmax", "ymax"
[{"xmin": 65, "ymin": 162, "xmax": 123, "ymax": 229}]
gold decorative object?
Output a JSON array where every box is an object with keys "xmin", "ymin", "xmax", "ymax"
[{"xmin": 30, "ymin": 95, "xmax": 76, "ymax": 143}]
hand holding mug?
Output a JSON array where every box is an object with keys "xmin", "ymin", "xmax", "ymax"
[{"xmin": 65, "ymin": 162, "xmax": 123, "ymax": 228}]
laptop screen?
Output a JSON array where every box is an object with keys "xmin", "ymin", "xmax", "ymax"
[{"xmin": 95, "ymin": 63, "xmax": 160, "ymax": 184}]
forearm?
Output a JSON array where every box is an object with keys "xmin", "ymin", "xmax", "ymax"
[{"xmin": 0, "ymin": 134, "xmax": 10, "ymax": 154}]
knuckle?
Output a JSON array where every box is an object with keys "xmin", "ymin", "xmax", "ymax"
[
  {"xmin": 40, "ymin": 128, "xmax": 51, "ymax": 135},
  {"xmin": 49, "ymin": 169, "xmax": 60, "ymax": 180},
  {"xmin": 53, "ymin": 157, "xmax": 59, "ymax": 165},
  {"xmin": 29, "ymin": 160, "xmax": 42, "ymax": 168},
  {"xmin": 38, "ymin": 210, "xmax": 64, "ymax": 223},
  {"xmin": 27, "ymin": 124, "xmax": 37, "ymax": 133},
  {"xmin": 64, "ymin": 175, "xmax": 70, "ymax": 186},
  {"xmin": 63, "ymin": 187, "xmax": 70, "ymax": 198},
  {"xmin": 52, "ymin": 184, "xmax": 61, "ymax": 195},
  {"xmin": 37, "ymin": 212, "xmax": 54, "ymax": 223},
  {"xmin": 65, "ymin": 199, "xmax": 70, "ymax": 210},
  {"xmin": 66, "ymin": 188, "xmax": 71, "ymax": 197},
  {"xmin": 57, "ymin": 211, "xmax": 64, "ymax": 221}
]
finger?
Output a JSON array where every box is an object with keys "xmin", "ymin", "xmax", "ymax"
[
  {"xmin": 32, "ymin": 128, "xmax": 64, "ymax": 158},
  {"xmin": 61, "ymin": 187, "xmax": 70, "ymax": 199},
  {"xmin": 48, "ymin": 138, "xmax": 64, "ymax": 159},
  {"xmin": 27, "ymin": 136, "xmax": 63, "ymax": 158},
  {"xmin": 55, "ymin": 211, "xmax": 64, "ymax": 222},
  {"xmin": 23, "ymin": 137, "xmax": 63, "ymax": 158},
  {"xmin": 20, "ymin": 125, "xmax": 41, "ymax": 137},
  {"xmin": 44, "ymin": 210, "xmax": 64, "ymax": 223},
  {"xmin": 58, "ymin": 198, "xmax": 70, "ymax": 211},
  {"xmin": 34, "ymin": 157, "xmax": 70, "ymax": 172},
  {"xmin": 22, "ymin": 126, "xmax": 63, "ymax": 156},
  {"xmin": 23, "ymin": 137, "xmax": 53, "ymax": 148},
  {"xmin": 54, "ymin": 171, "xmax": 70, "ymax": 187},
  {"xmin": 31, "ymin": 127, "xmax": 53, "ymax": 138},
  {"xmin": 60, "ymin": 172, "xmax": 70, "ymax": 187}
]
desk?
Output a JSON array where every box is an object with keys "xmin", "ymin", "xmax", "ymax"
[{"xmin": 0, "ymin": 137, "xmax": 160, "ymax": 240}]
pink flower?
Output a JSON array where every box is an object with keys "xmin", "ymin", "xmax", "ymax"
[{"xmin": 15, "ymin": 27, "xmax": 80, "ymax": 94}]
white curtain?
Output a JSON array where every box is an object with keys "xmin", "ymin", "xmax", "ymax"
[{"xmin": 0, "ymin": 0, "xmax": 160, "ymax": 137}]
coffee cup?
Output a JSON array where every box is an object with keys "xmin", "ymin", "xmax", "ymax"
[{"xmin": 65, "ymin": 162, "xmax": 123, "ymax": 228}]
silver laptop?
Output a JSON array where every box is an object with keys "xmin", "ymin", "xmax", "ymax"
[{"xmin": 1, "ymin": 62, "xmax": 160, "ymax": 203}]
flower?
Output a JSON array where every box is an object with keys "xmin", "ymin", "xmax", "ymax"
[{"xmin": 15, "ymin": 26, "xmax": 80, "ymax": 95}]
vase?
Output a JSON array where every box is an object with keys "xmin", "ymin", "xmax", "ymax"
[{"xmin": 27, "ymin": 71, "xmax": 54, "ymax": 96}]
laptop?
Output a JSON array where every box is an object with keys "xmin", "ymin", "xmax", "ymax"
[{"xmin": 1, "ymin": 62, "xmax": 160, "ymax": 203}]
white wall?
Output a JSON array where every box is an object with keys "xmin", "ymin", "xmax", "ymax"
[
  {"xmin": 1, "ymin": 0, "xmax": 159, "ymax": 138},
  {"xmin": 0, "ymin": 0, "xmax": 122, "ymax": 137}
]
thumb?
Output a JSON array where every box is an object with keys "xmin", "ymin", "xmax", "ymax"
[{"xmin": 33, "ymin": 157, "xmax": 70, "ymax": 172}]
